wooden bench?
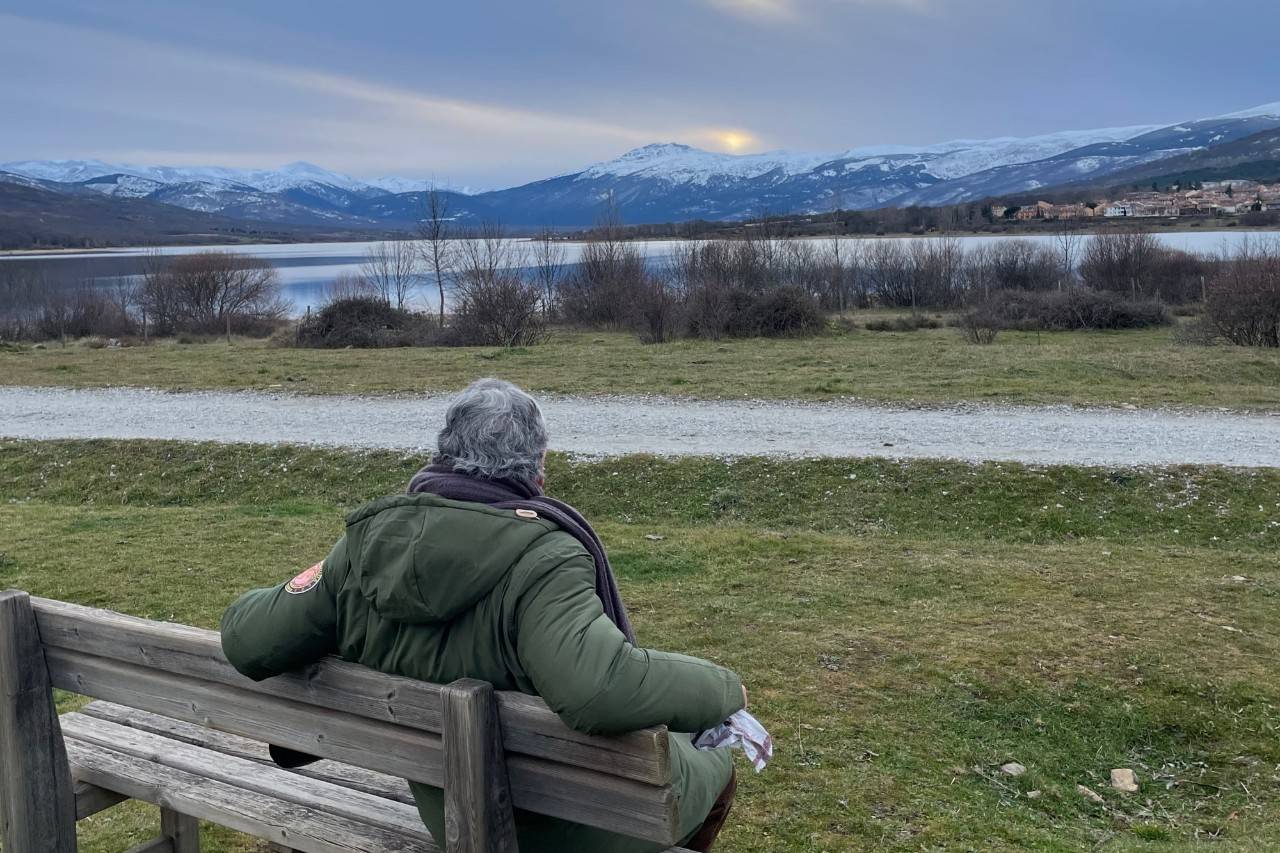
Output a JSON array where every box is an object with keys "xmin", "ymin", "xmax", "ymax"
[{"xmin": 0, "ymin": 590, "xmax": 695, "ymax": 853}]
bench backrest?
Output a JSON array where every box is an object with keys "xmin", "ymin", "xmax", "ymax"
[{"xmin": 3, "ymin": 592, "xmax": 682, "ymax": 848}]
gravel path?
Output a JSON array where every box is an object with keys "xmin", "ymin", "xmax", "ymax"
[{"xmin": 1, "ymin": 386, "xmax": 1277, "ymax": 468}]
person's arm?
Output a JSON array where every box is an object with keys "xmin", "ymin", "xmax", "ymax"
[
  {"xmin": 515, "ymin": 553, "xmax": 744, "ymax": 735},
  {"xmin": 220, "ymin": 538, "xmax": 346, "ymax": 681}
]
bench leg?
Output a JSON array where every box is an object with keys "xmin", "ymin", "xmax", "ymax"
[
  {"xmin": 0, "ymin": 590, "xmax": 77, "ymax": 853},
  {"xmin": 160, "ymin": 808, "xmax": 199, "ymax": 853}
]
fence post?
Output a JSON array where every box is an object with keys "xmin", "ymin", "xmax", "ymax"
[
  {"xmin": 0, "ymin": 589, "xmax": 77, "ymax": 852},
  {"xmin": 442, "ymin": 679, "xmax": 518, "ymax": 853}
]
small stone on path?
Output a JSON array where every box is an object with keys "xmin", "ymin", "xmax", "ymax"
[{"xmin": 1110, "ymin": 768, "xmax": 1139, "ymax": 793}]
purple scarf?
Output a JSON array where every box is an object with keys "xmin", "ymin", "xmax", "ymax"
[{"xmin": 408, "ymin": 463, "xmax": 637, "ymax": 644}]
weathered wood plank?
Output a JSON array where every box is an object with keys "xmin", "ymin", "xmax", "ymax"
[
  {"xmin": 442, "ymin": 680, "xmax": 517, "ymax": 853},
  {"xmin": 61, "ymin": 713, "xmax": 430, "ymax": 841},
  {"xmin": 74, "ymin": 779, "xmax": 129, "ymax": 819},
  {"xmin": 76, "ymin": 702, "xmax": 688, "ymax": 848},
  {"xmin": 49, "ymin": 651, "xmax": 680, "ymax": 843},
  {"xmin": 49, "ymin": 648, "xmax": 445, "ymax": 781},
  {"xmin": 64, "ymin": 737, "xmax": 437, "ymax": 853},
  {"xmin": 161, "ymin": 807, "xmax": 200, "ymax": 853},
  {"xmin": 33, "ymin": 597, "xmax": 670, "ymax": 784},
  {"xmin": 79, "ymin": 702, "xmax": 415, "ymax": 805},
  {"xmin": 0, "ymin": 589, "xmax": 77, "ymax": 853}
]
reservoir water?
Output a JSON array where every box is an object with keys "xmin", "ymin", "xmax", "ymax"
[{"xmin": 2, "ymin": 230, "xmax": 1274, "ymax": 316}]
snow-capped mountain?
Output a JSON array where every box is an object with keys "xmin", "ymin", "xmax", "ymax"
[
  {"xmin": 479, "ymin": 104, "xmax": 1280, "ymax": 223},
  {"xmin": 5, "ymin": 100, "xmax": 1280, "ymax": 229}
]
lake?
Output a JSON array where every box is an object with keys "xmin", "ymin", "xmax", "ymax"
[{"xmin": 2, "ymin": 230, "xmax": 1274, "ymax": 316}]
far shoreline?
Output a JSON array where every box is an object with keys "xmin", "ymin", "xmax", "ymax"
[{"xmin": 3, "ymin": 222, "xmax": 1278, "ymax": 257}]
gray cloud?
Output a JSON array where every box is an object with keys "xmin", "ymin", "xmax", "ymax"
[{"xmin": 2, "ymin": 1, "xmax": 1277, "ymax": 186}]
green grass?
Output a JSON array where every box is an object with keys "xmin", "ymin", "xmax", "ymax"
[
  {"xmin": 3, "ymin": 324, "xmax": 1278, "ymax": 409},
  {"xmin": 3, "ymin": 439, "xmax": 1280, "ymax": 851}
]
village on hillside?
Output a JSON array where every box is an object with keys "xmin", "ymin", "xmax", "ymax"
[{"xmin": 995, "ymin": 179, "xmax": 1280, "ymax": 221}]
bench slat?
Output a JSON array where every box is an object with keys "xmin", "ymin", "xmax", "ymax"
[
  {"xmin": 33, "ymin": 597, "xmax": 671, "ymax": 786},
  {"xmin": 49, "ymin": 649, "xmax": 682, "ymax": 844},
  {"xmin": 61, "ymin": 713, "xmax": 431, "ymax": 841},
  {"xmin": 80, "ymin": 702, "xmax": 415, "ymax": 805},
  {"xmin": 65, "ymin": 738, "xmax": 436, "ymax": 853},
  {"xmin": 75, "ymin": 703, "xmax": 698, "ymax": 853}
]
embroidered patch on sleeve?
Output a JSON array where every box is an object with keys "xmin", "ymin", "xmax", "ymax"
[{"xmin": 286, "ymin": 562, "xmax": 324, "ymax": 594}]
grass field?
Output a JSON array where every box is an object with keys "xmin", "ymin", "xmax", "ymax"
[
  {"xmin": 3, "ymin": 439, "xmax": 1279, "ymax": 851},
  {"xmin": 2, "ymin": 325, "xmax": 1279, "ymax": 410}
]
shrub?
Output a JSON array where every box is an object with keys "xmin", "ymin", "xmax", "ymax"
[
  {"xmin": 957, "ymin": 305, "xmax": 1002, "ymax": 344},
  {"xmin": 632, "ymin": 276, "xmax": 685, "ymax": 344},
  {"xmin": 1201, "ymin": 240, "xmax": 1280, "ymax": 347},
  {"xmin": 450, "ymin": 272, "xmax": 547, "ymax": 347},
  {"xmin": 558, "ymin": 237, "xmax": 648, "ymax": 328},
  {"xmin": 745, "ymin": 286, "xmax": 824, "ymax": 337},
  {"xmin": 980, "ymin": 289, "xmax": 1170, "ymax": 331},
  {"xmin": 294, "ymin": 297, "xmax": 435, "ymax": 348},
  {"xmin": 141, "ymin": 251, "xmax": 287, "ymax": 338}
]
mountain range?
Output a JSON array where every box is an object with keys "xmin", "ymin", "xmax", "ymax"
[{"xmin": 3, "ymin": 100, "xmax": 1280, "ymax": 241}]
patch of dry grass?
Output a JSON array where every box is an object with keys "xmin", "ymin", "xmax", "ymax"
[{"xmin": 1, "ymin": 325, "xmax": 1277, "ymax": 409}]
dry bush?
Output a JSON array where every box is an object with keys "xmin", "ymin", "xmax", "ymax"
[
  {"xmin": 981, "ymin": 289, "xmax": 1170, "ymax": 331},
  {"xmin": 1201, "ymin": 238, "xmax": 1280, "ymax": 347},
  {"xmin": 141, "ymin": 251, "xmax": 287, "ymax": 338},
  {"xmin": 957, "ymin": 304, "xmax": 1002, "ymax": 344},
  {"xmin": 449, "ymin": 222, "xmax": 547, "ymax": 347},
  {"xmin": 294, "ymin": 296, "xmax": 435, "ymax": 348},
  {"xmin": 631, "ymin": 275, "xmax": 685, "ymax": 344}
]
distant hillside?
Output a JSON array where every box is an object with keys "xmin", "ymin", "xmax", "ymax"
[
  {"xmin": 1068, "ymin": 128, "xmax": 1280, "ymax": 194},
  {"xmin": 0, "ymin": 176, "xmax": 369, "ymax": 249}
]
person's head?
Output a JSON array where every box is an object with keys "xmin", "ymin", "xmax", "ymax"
[{"xmin": 435, "ymin": 378, "xmax": 548, "ymax": 484}]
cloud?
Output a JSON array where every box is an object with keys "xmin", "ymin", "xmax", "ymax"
[
  {"xmin": 704, "ymin": 0, "xmax": 934, "ymax": 24},
  {"xmin": 0, "ymin": 13, "xmax": 770, "ymax": 183},
  {"xmin": 705, "ymin": 0, "xmax": 799, "ymax": 21}
]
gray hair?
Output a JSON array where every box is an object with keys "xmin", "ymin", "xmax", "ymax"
[{"xmin": 435, "ymin": 378, "xmax": 548, "ymax": 481}]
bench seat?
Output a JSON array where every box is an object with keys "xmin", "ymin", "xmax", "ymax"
[
  {"xmin": 64, "ymin": 701, "xmax": 693, "ymax": 853},
  {"xmin": 63, "ymin": 702, "xmax": 437, "ymax": 853}
]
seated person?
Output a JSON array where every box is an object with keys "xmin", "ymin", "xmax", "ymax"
[{"xmin": 221, "ymin": 377, "xmax": 746, "ymax": 852}]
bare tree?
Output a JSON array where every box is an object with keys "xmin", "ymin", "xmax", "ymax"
[
  {"xmin": 141, "ymin": 251, "xmax": 286, "ymax": 340},
  {"xmin": 417, "ymin": 187, "xmax": 455, "ymax": 325},
  {"xmin": 1054, "ymin": 229, "xmax": 1084, "ymax": 291},
  {"xmin": 530, "ymin": 227, "xmax": 566, "ymax": 315},
  {"xmin": 452, "ymin": 221, "xmax": 545, "ymax": 346},
  {"xmin": 360, "ymin": 239, "xmax": 422, "ymax": 310}
]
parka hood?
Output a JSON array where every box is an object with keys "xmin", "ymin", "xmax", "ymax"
[{"xmin": 344, "ymin": 493, "xmax": 557, "ymax": 624}]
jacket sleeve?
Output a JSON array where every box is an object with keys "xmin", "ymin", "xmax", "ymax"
[
  {"xmin": 514, "ymin": 552, "xmax": 744, "ymax": 735},
  {"xmin": 219, "ymin": 538, "xmax": 346, "ymax": 681}
]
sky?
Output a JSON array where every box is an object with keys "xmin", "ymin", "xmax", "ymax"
[{"xmin": 1, "ymin": 0, "xmax": 1278, "ymax": 189}]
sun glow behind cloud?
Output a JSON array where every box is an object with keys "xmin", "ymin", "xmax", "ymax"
[{"xmin": 704, "ymin": 129, "xmax": 760, "ymax": 153}]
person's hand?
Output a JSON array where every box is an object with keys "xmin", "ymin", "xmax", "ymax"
[{"xmin": 741, "ymin": 683, "xmax": 749, "ymax": 709}]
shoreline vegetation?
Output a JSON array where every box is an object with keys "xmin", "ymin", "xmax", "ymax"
[
  {"xmin": 4, "ymin": 221, "xmax": 1280, "ymax": 256},
  {"xmin": 4, "ymin": 439, "xmax": 1279, "ymax": 851}
]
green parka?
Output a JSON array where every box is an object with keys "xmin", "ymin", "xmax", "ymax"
[{"xmin": 220, "ymin": 493, "xmax": 744, "ymax": 852}]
